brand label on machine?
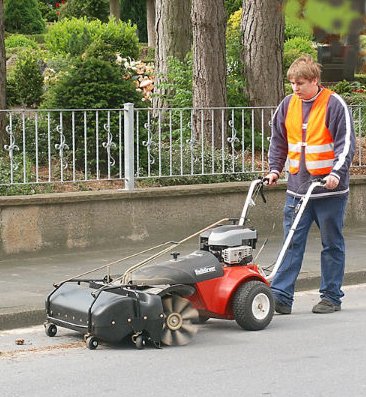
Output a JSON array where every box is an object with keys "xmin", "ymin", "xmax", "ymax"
[{"xmin": 194, "ymin": 266, "xmax": 216, "ymax": 276}]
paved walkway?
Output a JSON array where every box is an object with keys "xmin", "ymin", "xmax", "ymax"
[{"xmin": 1, "ymin": 225, "xmax": 365, "ymax": 330}]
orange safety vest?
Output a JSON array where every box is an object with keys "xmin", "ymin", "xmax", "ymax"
[{"xmin": 285, "ymin": 88, "xmax": 335, "ymax": 176}]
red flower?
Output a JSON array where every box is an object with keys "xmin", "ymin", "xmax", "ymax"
[{"xmin": 55, "ymin": 2, "xmax": 60, "ymax": 7}]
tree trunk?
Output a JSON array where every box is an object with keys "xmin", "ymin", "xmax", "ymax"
[
  {"xmin": 192, "ymin": 0, "xmax": 227, "ymax": 147},
  {"xmin": 146, "ymin": 0, "xmax": 155, "ymax": 48},
  {"xmin": 153, "ymin": 0, "xmax": 192, "ymax": 109},
  {"xmin": 0, "ymin": 0, "xmax": 7, "ymax": 149},
  {"xmin": 110, "ymin": 0, "xmax": 121, "ymax": 21},
  {"xmin": 241, "ymin": 0, "xmax": 284, "ymax": 107}
]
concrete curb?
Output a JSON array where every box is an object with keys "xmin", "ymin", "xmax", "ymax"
[
  {"xmin": 2, "ymin": 271, "xmax": 366, "ymax": 331},
  {"xmin": 0, "ymin": 309, "xmax": 46, "ymax": 331}
]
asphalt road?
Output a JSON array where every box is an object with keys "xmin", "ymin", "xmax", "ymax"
[{"xmin": 1, "ymin": 284, "xmax": 366, "ymax": 397}]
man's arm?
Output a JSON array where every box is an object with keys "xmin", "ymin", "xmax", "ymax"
[
  {"xmin": 327, "ymin": 94, "xmax": 356, "ymax": 182},
  {"xmin": 266, "ymin": 96, "xmax": 291, "ymax": 184}
]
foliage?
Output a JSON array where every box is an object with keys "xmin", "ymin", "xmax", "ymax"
[
  {"xmin": 40, "ymin": 57, "xmax": 145, "ymax": 173},
  {"xmin": 44, "ymin": 17, "xmax": 97, "ymax": 56},
  {"xmin": 44, "ymin": 17, "xmax": 139, "ymax": 60},
  {"xmin": 284, "ymin": 17, "xmax": 314, "ymax": 41},
  {"xmin": 4, "ymin": 0, "xmax": 46, "ymax": 34},
  {"xmin": 330, "ymin": 80, "xmax": 366, "ymax": 105},
  {"xmin": 37, "ymin": 0, "xmax": 63, "ymax": 22},
  {"xmin": 96, "ymin": 18, "xmax": 139, "ymax": 60},
  {"xmin": 159, "ymin": 54, "xmax": 193, "ymax": 109},
  {"xmin": 82, "ymin": 38, "xmax": 118, "ymax": 63},
  {"xmin": 138, "ymin": 143, "xmax": 256, "ymax": 186},
  {"xmin": 41, "ymin": 57, "xmax": 143, "ymax": 109},
  {"xmin": 226, "ymin": 8, "xmax": 248, "ymax": 108},
  {"xmin": 224, "ymin": 0, "xmax": 242, "ymax": 18},
  {"xmin": 59, "ymin": 0, "xmax": 109, "ymax": 22},
  {"xmin": 285, "ymin": 0, "xmax": 361, "ymax": 38},
  {"xmin": 283, "ymin": 37, "xmax": 317, "ymax": 73},
  {"xmin": 121, "ymin": 0, "xmax": 147, "ymax": 43},
  {"xmin": 0, "ymin": 155, "xmax": 36, "ymax": 195},
  {"xmin": 11, "ymin": 49, "xmax": 44, "ymax": 107},
  {"xmin": 5, "ymin": 34, "xmax": 39, "ymax": 50},
  {"xmin": 226, "ymin": 8, "xmax": 242, "ymax": 75},
  {"xmin": 5, "ymin": 78, "xmax": 19, "ymax": 107}
]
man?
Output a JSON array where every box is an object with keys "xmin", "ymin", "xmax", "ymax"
[{"xmin": 265, "ymin": 55, "xmax": 355, "ymax": 314}]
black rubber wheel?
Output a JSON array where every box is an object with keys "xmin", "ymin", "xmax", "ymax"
[
  {"xmin": 85, "ymin": 336, "xmax": 99, "ymax": 350},
  {"xmin": 135, "ymin": 335, "xmax": 146, "ymax": 350},
  {"xmin": 232, "ymin": 280, "xmax": 274, "ymax": 331},
  {"xmin": 44, "ymin": 323, "xmax": 57, "ymax": 337}
]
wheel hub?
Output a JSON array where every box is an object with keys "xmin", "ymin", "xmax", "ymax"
[
  {"xmin": 166, "ymin": 313, "xmax": 183, "ymax": 330},
  {"xmin": 252, "ymin": 293, "xmax": 270, "ymax": 320}
]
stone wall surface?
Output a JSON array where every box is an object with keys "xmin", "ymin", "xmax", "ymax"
[{"xmin": 0, "ymin": 177, "xmax": 365, "ymax": 256}]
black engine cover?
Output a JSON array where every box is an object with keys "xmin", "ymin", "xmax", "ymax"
[{"xmin": 132, "ymin": 250, "xmax": 224, "ymax": 285}]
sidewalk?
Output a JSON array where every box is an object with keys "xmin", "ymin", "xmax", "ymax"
[{"xmin": 1, "ymin": 225, "xmax": 365, "ymax": 330}]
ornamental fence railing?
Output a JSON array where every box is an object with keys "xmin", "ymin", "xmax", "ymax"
[{"xmin": 0, "ymin": 104, "xmax": 365, "ymax": 191}]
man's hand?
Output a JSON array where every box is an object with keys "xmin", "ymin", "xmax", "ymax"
[
  {"xmin": 264, "ymin": 172, "xmax": 279, "ymax": 186},
  {"xmin": 323, "ymin": 175, "xmax": 339, "ymax": 190}
]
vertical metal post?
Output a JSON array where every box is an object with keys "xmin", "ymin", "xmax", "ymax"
[{"xmin": 124, "ymin": 103, "xmax": 135, "ymax": 190}]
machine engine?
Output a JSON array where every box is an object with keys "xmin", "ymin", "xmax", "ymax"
[{"xmin": 199, "ymin": 224, "xmax": 257, "ymax": 265}]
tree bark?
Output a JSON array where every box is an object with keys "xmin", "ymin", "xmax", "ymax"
[
  {"xmin": 0, "ymin": 0, "xmax": 7, "ymax": 149},
  {"xmin": 153, "ymin": 0, "xmax": 192, "ymax": 109},
  {"xmin": 192, "ymin": 0, "xmax": 227, "ymax": 147},
  {"xmin": 241, "ymin": 0, "xmax": 284, "ymax": 107},
  {"xmin": 146, "ymin": 0, "xmax": 155, "ymax": 48},
  {"xmin": 110, "ymin": 0, "xmax": 121, "ymax": 21}
]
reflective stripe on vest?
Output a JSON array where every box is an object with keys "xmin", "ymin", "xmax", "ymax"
[{"xmin": 285, "ymin": 88, "xmax": 335, "ymax": 176}]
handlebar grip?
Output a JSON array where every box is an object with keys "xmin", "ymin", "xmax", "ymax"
[{"xmin": 314, "ymin": 178, "xmax": 327, "ymax": 186}]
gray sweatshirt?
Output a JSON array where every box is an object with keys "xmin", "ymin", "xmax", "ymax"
[{"xmin": 269, "ymin": 88, "xmax": 356, "ymax": 198}]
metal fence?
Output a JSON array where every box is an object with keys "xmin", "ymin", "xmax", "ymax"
[{"xmin": 0, "ymin": 103, "xmax": 365, "ymax": 191}]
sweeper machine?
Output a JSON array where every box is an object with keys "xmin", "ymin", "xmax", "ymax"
[{"xmin": 44, "ymin": 178, "xmax": 325, "ymax": 349}]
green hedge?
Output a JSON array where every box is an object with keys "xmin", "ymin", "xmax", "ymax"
[{"xmin": 44, "ymin": 17, "xmax": 139, "ymax": 59}]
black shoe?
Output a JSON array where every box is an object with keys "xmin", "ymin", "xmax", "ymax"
[
  {"xmin": 275, "ymin": 301, "xmax": 292, "ymax": 315},
  {"xmin": 312, "ymin": 299, "xmax": 341, "ymax": 314}
]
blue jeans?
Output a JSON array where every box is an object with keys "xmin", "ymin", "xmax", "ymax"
[{"xmin": 271, "ymin": 193, "xmax": 348, "ymax": 307}]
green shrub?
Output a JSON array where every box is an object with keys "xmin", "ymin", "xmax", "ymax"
[
  {"xmin": 82, "ymin": 38, "xmax": 118, "ymax": 63},
  {"xmin": 42, "ymin": 57, "xmax": 143, "ymax": 110},
  {"xmin": 159, "ymin": 54, "xmax": 193, "ymax": 109},
  {"xmin": 59, "ymin": 0, "xmax": 109, "ymax": 22},
  {"xmin": 5, "ymin": 77, "xmax": 19, "ymax": 107},
  {"xmin": 44, "ymin": 17, "xmax": 96, "ymax": 56},
  {"xmin": 44, "ymin": 17, "xmax": 139, "ymax": 59},
  {"xmin": 97, "ymin": 18, "xmax": 139, "ymax": 60},
  {"xmin": 225, "ymin": 0, "xmax": 242, "ymax": 18},
  {"xmin": 138, "ymin": 143, "xmax": 256, "ymax": 185},
  {"xmin": 12, "ymin": 49, "xmax": 44, "ymax": 107},
  {"xmin": 330, "ymin": 80, "xmax": 366, "ymax": 105},
  {"xmin": 41, "ymin": 57, "xmax": 145, "ymax": 174},
  {"xmin": 0, "ymin": 155, "xmax": 35, "ymax": 195},
  {"xmin": 284, "ymin": 18, "xmax": 314, "ymax": 41},
  {"xmin": 4, "ymin": 0, "xmax": 46, "ymax": 34},
  {"xmin": 37, "ymin": 0, "xmax": 59, "ymax": 22},
  {"xmin": 355, "ymin": 74, "xmax": 366, "ymax": 86},
  {"xmin": 284, "ymin": 37, "xmax": 317, "ymax": 73},
  {"xmin": 5, "ymin": 34, "xmax": 39, "ymax": 49},
  {"xmin": 226, "ymin": 8, "xmax": 247, "ymax": 108},
  {"xmin": 226, "ymin": 8, "xmax": 242, "ymax": 76}
]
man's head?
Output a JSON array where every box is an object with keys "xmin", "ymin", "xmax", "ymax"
[
  {"xmin": 287, "ymin": 55, "xmax": 322, "ymax": 100},
  {"xmin": 287, "ymin": 55, "xmax": 321, "ymax": 83}
]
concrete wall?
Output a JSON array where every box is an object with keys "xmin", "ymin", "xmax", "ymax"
[{"xmin": 0, "ymin": 176, "xmax": 365, "ymax": 256}]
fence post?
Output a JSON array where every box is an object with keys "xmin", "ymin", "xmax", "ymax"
[{"xmin": 124, "ymin": 103, "xmax": 135, "ymax": 190}]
